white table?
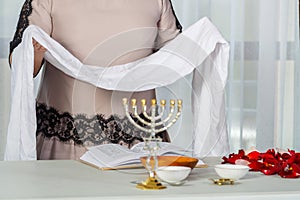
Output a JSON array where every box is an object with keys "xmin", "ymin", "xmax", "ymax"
[{"xmin": 0, "ymin": 158, "xmax": 299, "ymax": 200}]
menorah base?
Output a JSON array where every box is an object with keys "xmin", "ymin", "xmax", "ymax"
[{"xmin": 136, "ymin": 176, "xmax": 166, "ymax": 190}]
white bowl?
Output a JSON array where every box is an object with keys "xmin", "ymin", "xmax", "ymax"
[
  {"xmin": 214, "ymin": 164, "xmax": 249, "ymax": 180},
  {"xmin": 156, "ymin": 166, "xmax": 191, "ymax": 183}
]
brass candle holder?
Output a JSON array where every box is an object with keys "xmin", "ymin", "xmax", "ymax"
[{"xmin": 123, "ymin": 98, "xmax": 182, "ymax": 190}]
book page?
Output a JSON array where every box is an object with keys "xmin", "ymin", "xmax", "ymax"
[
  {"xmin": 158, "ymin": 142, "xmax": 192, "ymax": 156},
  {"xmin": 87, "ymin": 144, "xmax": 146, "ymax": 167},
  {"xmin": 80, "ymin": 151, "xmax": 107, "ymax": 168},
  {"xmin": 131, "ymin": 142, "xmax": 192, "ymax": 156}
]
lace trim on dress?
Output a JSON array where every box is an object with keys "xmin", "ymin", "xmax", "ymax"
[
  {"xmin": 36, "ymin": 103, "xmax": 168, "ymax": 147},
  {"xmin": 9, "ymin": 0, "xmax": 33, "ymax": 54}
]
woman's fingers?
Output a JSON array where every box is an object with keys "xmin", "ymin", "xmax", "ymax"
[
  {"xmin": 32, "ymin": 39, "xmax": 47, "ymax": 52},
  {"xmin": 37, "ymin": 45, "xmax": 46, "ymax": 51}
]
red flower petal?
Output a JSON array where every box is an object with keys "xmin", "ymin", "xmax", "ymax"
[
  {"xmin": 247, "ymin": 151, "xmax": 260, "ymax": 160},
  {"xmin": 222, "ymin": 149, "xmax": 246, "ymax": 164},
  {"xmin": 248, "ymin": 161, "xmax": 264, "ymax": 171},
  {"xmin": 223, "ymin": 148, "xmax": 300, "ymax": 178},
  {"xmin": 279, "ymin": 170, "xmax": 300, "ymax": 178},
  {"xmin": 295, "ymin": 153, "xmax": 300, "ymax": 163},
  {"xmin": 281, "ymin": 152, "xmax": 292, "ymax": 160},
  {"xmin": 291, "ymin": 163, "xmax": 300, "ymax": 174},
  {"xmin": 261, "ymin": 163, "xmax": 281, "ymax": 175},
  {"xmin": 261, "ymin": 169, "xmax": 277, "ymax": 175}
]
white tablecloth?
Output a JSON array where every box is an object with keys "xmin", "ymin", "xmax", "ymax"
[{"xmin": 0, "ymin": 158, "xmax": 299, "ymax": 200}]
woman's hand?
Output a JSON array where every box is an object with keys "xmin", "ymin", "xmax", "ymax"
[{"xmin": 32, "ymin": 39, "xmax": 47, "ymax": 77}]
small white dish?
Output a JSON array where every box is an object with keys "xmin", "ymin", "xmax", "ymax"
[
  {"xmin": 214, "ymin": 164, "xmax": 249, "ymax": 180},
  {"xmin": 156, "ymin": 166, "xmax": 191, "ymax": 184},
  {"xmin": 164, "ymin": 180, "xmax": 188, "ymax": 186}
]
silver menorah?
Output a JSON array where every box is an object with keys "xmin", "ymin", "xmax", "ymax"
[{"xmin": 122, "ymin": 98, "xmax": 182, "ymax": 190}]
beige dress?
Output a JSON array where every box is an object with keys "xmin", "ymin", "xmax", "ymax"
[{"xmin": 10, "ymin": 0, "xmax": 182, "ymax": 160}]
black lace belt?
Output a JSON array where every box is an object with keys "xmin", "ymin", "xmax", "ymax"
[{"xmin": 36, "ymin": 103, "xmax": 168, "ymax": 146}]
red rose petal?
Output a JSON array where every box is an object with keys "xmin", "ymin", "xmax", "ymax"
[
  {"xmin": 247, "ymin": 151, "xmax": 260, "ymax": 160},
  {"xmin": 279, "ymin": 170, "xmax": 300, "ymax": 178},
  {"xmin": 291, "ymin": 163, "xmax": 300, "ymax": 174},
  {"xmin": 295, "ymin": 153, "xmax": 300, "ymax": 163},
  {"xmin": 248, "ymin": 161, "xmax": 264, "ymax": 171},
  {"xmin": 223, "ymin": 149, "xmax": 300, "ymax": 178}
]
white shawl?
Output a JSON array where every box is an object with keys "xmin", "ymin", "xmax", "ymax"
[{"xmin": 4, "ymin": 17, "xmax": 230, "ymax": 160}]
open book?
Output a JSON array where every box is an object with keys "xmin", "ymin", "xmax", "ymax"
[{"xmin": 80, "ymin": 142, "xmax": 205, "ymax": 170}]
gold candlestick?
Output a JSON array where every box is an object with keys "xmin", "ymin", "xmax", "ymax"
[{"xmin": 123, "ymin": 98, "xmax": 182, "ymax": 190}]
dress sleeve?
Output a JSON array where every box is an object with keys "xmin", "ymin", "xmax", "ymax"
[
  {"xmin": 155, "ymin": 0, "xmax": 182, "ymax": 50},
  {"xmin": 9, "ymin": 0, "xmax": 53, "ymax": 56}
]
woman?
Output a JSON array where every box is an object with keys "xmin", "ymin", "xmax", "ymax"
[{"xmin": 9, "ymin": 0, "xmax": 182, "ymax": 160}]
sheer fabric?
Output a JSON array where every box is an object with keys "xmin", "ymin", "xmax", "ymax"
[{"xmin": 170, "ymin": 0, "xmax": 300, "ymax": 152}]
